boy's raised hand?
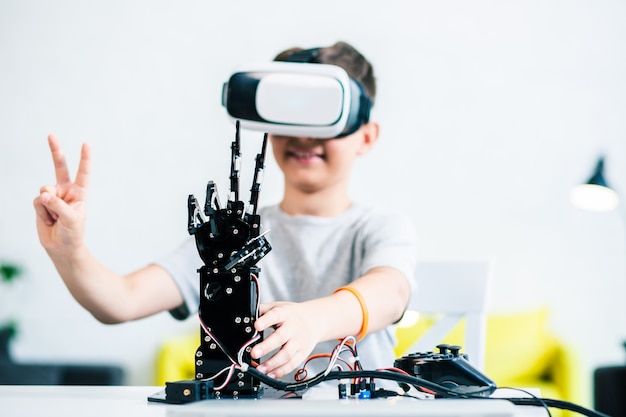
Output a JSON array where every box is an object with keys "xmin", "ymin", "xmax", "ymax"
[{"xmin": 34, "ymin": 134, "xmax": 91, "ymax": 255}]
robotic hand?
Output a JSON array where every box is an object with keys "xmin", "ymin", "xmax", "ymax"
[{"xmin": 186, "ymin": 121, "xmax": 271, "ymax": 399}]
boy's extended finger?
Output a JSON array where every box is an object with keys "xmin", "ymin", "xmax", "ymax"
[
  {"xmin": 74, "ymin": 142, "xmax": 91, "ymax": 188},
  {"xmin": 254, "ymin": 304, "xmax": 284, "ymax": 331},
  {"xmin": 257, "ymin": 302, "xmax": 275, "ymax": 315},
  {"xmin": 48, "ymin": 134, "xmax": 71, "ymax": 185}
]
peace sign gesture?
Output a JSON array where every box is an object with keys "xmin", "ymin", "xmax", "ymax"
[{"xmin": 34, "ymin": 134, "xmax": 92, "ymax": 256}]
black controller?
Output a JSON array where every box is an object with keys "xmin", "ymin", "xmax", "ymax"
[{"xmin": 393, "ymin": 344, "xmax": 497, "ymax": 397}]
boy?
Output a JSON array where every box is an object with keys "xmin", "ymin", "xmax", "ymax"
[{"xmin": 33, "ymin": 41, "xmax": 418, "ymax": 380}]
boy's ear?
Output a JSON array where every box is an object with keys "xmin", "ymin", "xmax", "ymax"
[{"xmin": 356, "ymin": 121, "xmax": 380, "ymax": 155}]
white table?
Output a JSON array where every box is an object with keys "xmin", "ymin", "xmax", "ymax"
[{"xmin": 0, "ymin": 385, "xmax": 545, "ymax": 417}]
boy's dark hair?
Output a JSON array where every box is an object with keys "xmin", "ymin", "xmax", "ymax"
[{"xmin": 274, "ymin": 41, "xmax": 377, "ymax": 105}]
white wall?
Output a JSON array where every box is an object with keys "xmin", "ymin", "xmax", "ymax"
[{"xmin": 1, "ymin": 0, "xmax": 625, "ymax": 392}]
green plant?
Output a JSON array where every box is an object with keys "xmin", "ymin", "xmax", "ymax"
[
  {"xmin": 1, "ymin": 263, "xmax": 22, "ymax": 284},
  {"xmin": 0, "ymin": 261, "xmax": 23, "ymax": 334}
]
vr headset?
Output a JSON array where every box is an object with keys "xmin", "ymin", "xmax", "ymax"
[{"xmin": 221, "ymin": 61, "xmax": 372, "ymax": 139}]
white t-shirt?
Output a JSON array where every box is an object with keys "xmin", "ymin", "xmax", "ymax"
[{"xmin": 155, "ymin": 203, "xmax": 418, "ymax": 378}]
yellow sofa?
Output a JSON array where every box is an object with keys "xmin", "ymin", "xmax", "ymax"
[
  {"xmin": 154, "ymin": 331, "xmax": 199, "ymax": 386},
  {"xmin": 155, "ymin": 307, "xmax": 586, "ymax": 414}
]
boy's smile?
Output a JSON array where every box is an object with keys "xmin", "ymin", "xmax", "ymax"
[
  {"xmin": 269, "ymin": 135, "xmax": 343, "ymax": 194},
  {"xmin": 269, "ymin": 123, "xmax": 378, "ymax": 201},
  {"xmin": 271, "ymin": 136, "xmax": 328, "ymax": 167},
  {"xmin": 286, "ymin": 145, "xmax": 326, "ymax": 163}
]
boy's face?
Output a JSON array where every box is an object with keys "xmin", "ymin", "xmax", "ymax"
[{"xmin": 269, "ymin": 123, "xmax": 379, "ymax": 194}]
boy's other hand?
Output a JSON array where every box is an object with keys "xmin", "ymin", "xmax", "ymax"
[{"xmin": 34, "ymin": 134, "xmax": 91, "ymax": 255}]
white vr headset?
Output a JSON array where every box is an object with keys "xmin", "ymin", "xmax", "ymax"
[{"xmin": 221, "ymin": 62, "xmax": 372, "ymax": 139}]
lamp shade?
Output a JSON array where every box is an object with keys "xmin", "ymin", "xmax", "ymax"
[{"xmin": 570, "ymin": 157, "xmax": 620, "ymax": 212}]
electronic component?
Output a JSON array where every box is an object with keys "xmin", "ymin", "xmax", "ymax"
[
  {"xmin": 186, "ymin": 121, "xmax": 271, "ymax": 399},
  {"xmin": 393, "ymin": 344, "xmax": 497, "ymax": 397},
  {"xmin": 163, "ymin": 380, "xmax": 215, "ymax": 404}
]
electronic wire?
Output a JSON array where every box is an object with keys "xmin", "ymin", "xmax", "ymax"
[
  {"xmin": 211, "ymin": 365, "xmax": 236, "ymax": 391},
  {"xmin": 242, "ymin": 367, "xmax": 609, "ymax": 417},
  {"xmin": 496, "ymin": 387, "xmax": 552, "ymax": 417}
]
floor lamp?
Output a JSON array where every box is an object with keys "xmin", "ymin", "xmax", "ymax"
[{"xmin": 571, "ymin": 156, "xmax": 625, "ymax": 417}]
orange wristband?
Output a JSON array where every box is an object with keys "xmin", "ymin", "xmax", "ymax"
[{"xmin": 334, "ymin": 286, "xmax": 369, "ymax": 343}]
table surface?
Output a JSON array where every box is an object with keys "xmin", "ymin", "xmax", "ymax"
[{"xmin": 0, "ymin": 385, "xmax": 545, "ymax": 417}]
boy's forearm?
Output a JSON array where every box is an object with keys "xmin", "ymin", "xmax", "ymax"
[
  {"xmin": 47, "ymin": 244, "xmax": 130, "ymax": 323},
  {"xmin": 351, "ymin": 267, "xmax": 411, "ymax": 331},
  {"xmin": 311, "ymin": 266, "xmax": 411, "ymax": 342}
]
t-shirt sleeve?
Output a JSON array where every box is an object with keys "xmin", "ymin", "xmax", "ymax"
[
  {"xmin": 153, "ymin": 238, "xmax": 202, "ymax": 320},
  {"xmin": 359, "ymin": 209, "xmax": 419, "ymax": 293}
]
